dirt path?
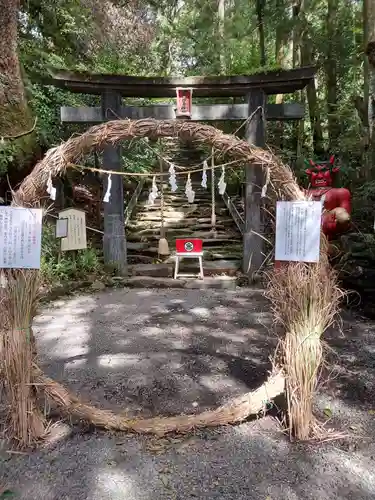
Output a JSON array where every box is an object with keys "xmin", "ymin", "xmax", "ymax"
[{"xmin": 0, "ymin": 287, "xmax": 374, "ymax": 500}]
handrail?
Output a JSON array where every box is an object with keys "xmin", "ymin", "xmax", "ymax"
[
  {"xmin": 221, "ymin": 191, "xmax": 244, "ymax": 235},
  {"xmin": 124, "ymin": 178, "xmax": 145, "ymax": 226}
]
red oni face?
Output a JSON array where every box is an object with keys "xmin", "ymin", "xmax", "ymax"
[{"xmin": 305, "ymin": 156, "xmax": 338, "ymax": 188}]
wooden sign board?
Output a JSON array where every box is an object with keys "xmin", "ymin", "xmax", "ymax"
[
  {"xmin": 58, "ymin": 208, "xmax": 87, "ymax": 251},
  {"xmin": 0, "ymin": 207, "xmax": 43, "ymax": 269}
]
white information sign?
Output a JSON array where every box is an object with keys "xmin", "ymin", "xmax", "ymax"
[
  {"xmin": 0, "ymin": 207, "xmax": 43, "ymax": 269},
  {"xmin": 59, "ymin": 208, "xmax": 87, "ymax": 251},
  {"xmin": 275, "ymin": 201, "xmax": 322, "ymax": 263}
]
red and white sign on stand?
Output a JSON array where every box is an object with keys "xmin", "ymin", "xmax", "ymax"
[
  {"xmin": 175, "ymin": 88, "xmax": 193, "ymax": 119},
  {"xmin": 174, "ymin": 238, "xmax": 204, "ymax": 279}
]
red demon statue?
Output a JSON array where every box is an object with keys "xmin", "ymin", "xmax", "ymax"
[{"xmin": 305, "ymin": 155, "xmax": 351, "ymax": 239}]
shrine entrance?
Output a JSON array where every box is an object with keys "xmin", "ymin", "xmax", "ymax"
[{"xmin": 47, "ymin": 66, "xmax": 315, "ymax": 278}]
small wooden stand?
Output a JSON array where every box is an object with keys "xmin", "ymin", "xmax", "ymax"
[
  {"xmin": 174, "ymin": 238, "xmax": 204, "ymax": 280},
  {"xmin": 174, "ymin": 252, "xmax": 204, "ymax": 280}
]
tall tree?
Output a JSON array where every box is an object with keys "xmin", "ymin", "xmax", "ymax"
[
  {"xmin": 218, "ymin": 0, "xmax": 226, "ymax": 73},
  {"xmin": 274, "ymin": 0, "xmax": 292, "ymax": 150},
  {"xmin": 299, "ymin": 3, "xmax": 324, "ymax": 156},
  {"xmin": 292, "ymin": 0, "xmax": 305, "ymax": 169},
  {"xmin": 256, "ymin": 0, "xmax": 266, "ymax": 66},
  {"xmin": 364, "ymin": 0, "xmax": 374, "ymax": 161},
  {"xmin": 326, "ymin": 0, "xmax": 339, "ymax": 152},
  {"xmin": 0, "ymin": 0, "xmax": 33, "ymax": 137}
]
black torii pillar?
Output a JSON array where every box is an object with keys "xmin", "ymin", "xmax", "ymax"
[
  {"xmin": 101, "ymin": 90, "xmax": 127, "ymax": 276},
  {"xmin": 243, "ymin": 89, "xmax": 266, "ymax": 279}
]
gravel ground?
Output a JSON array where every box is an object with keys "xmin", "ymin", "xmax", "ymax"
[{"xmin": 0, "ymin": 287, "xmax": 374, "ymax": 500}]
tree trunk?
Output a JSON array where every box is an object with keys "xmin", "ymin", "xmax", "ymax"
[
  {"xmin": 365, "ymin": 0, "xmax": 375, "ymax": 174},
  {"xmin": 0, "ymin": 0, "xmax": 37, "ymax": 176},
  {"xmin": 326, "ymin": 0, "xmax": 339, "ymax": 153},
  {"xmin": 292, "ymin": 1, "xmax": 305, "ymax": 171},
  {"xmin": 256, "ymin": 0, "xmax": 266, "ymax": 66},
  {"xmin": 274, "ymin": 0, "xmax": 291, "ymax": 150},
  {"xmin": 363, "ymin": 0, "xmax": 370, "ymax": 136},
  {"xmin": 0, "ymin": 0, "xmax": 32, "ymax": 136},
  {"xmin": 301, "ymin": 27, "xmax": 324, "ymax": 156},
  {"xmin": 218, "ymin": 0, "xmax": 226, "ymax": 73}
]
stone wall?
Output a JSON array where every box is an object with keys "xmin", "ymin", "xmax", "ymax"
[{"xmin": 339, "ymin": 232, "xmax": 375, "ymax": 317}]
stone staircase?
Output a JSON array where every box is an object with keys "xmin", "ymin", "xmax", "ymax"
[{"xmin": 126, "ymin": 178, "xmax": 243, "ymax": 279}]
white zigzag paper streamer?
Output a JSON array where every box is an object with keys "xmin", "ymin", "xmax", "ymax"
[
  {"xmin": 218, "ymin": 166, "xmax": 227, "ymax": 195},
  {"xmin": 46, "ymin": 172, "xmax": 57, "ymax": 201},
  {"xmin": 185, "ymin": 173, "xmax": 195, "ymax": 203},
  {"xmin": 103, "ymin": 174, "xmax": 112, "ymax": 203},
  {"xmin": 201, "ymin": 160, "xmax": 208, "ymax": 189},
  {"xmin": 168, "ymin": 164, "xmax": 178, "ymax": 192},
  {"xmin": 148, "ymin": 176, "xmax": 159, "ymax": 205}
]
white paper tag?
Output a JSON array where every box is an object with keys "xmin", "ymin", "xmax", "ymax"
[
  {"xmin": 275, "ymin": 201, "xmax": 322, "ymax": 262},
  {"xmin": 103, "ymin": 174, "xmax": 112, "ymax": 203}
]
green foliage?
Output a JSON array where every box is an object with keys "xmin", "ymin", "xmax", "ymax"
[
  {"xmin": 41, "ymin": 223, "xmax": 103, "ymax": 285},
  {"xmin": 0, "ymin": 0, "xmax": 371, "ymax": 231},
  {"xmin": 0, "ymin": 141, "xmax": 19, "ymax": 176},
  {"xmin": 122, "ymin": 140, "xmax": 159, "ymax": 174}
]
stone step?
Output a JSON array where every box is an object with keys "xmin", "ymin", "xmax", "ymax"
[
  {"xmin": 127, "ymin": 242, "xmax": 150, "ymax": 251},
  {"xmin": 144, "ymin": 204, "xmax": 214, "ymax": 212},
  {"xmin": 157, "ymin": 194, "xmax": 213, "ymax": 200},
  {"xmin": 141, "ymin": 205, "xmax": 201, "ymax": 214},
  {"xmin": 131, "ymin": 218, "xmax": 234, "ymax": 229},
  {"xmin": 183, "ymin": 230, "xmax": 240, "ymax": 239},
  {"xmin": 164, "ymin": 251, "xmax": 241, "ymax": 263},
  {"xmin": 138, "ymin": 209, "xmax": 229, "ymax": 219},
  {"xmin": 127, "ymin": 224, "xmax": 230, "ymax": 237},
  {"xmin": 129, "ymin": 260, "xmax": 241, "ymax": 278},
  {"xmin": 127, "ymin": 219, "xmax": 230, "ymax": 230},
  {"xmin": 148, "ymin": 196, "xmax": 214, "ymax": 203},
  {"xmin": 202, "ymin": 244, "xmax": 244, "ymax": 252},
  {"xmin": 128, "ymin": 255, "xmax": 156, "ymax": 264},
  {"xmin": 120, "ymin": 276, "xmax": 242, "ymax": 290},
  {"xmin": 127, "ymin": 234, "xmax": 242, "ymax": 244},
  {"xmin": 130, "ymin": 227, "xmax": 195, "ymax": 237},
  {"xmin": 198, "ymin": 251, "xmax": 243, "ymax": 261},
  {"xmin": 133, "ymin": 215, "xmax": 234, "ymax": 223},
  {"xmin": 127, "ymin": 245, "xmax": 242, "ymax": 257}
]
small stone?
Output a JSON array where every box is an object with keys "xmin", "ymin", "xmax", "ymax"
[{"xmin": 91, "ymin": 280, "xmax": 106, "ymax": 291}]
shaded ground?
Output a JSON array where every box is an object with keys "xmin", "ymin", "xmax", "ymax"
[
  {"xmin": 0, "ymin": 287, "xmax": 374, "ymax": 499},
  {"xmin": 33, "ymin": 287, "xmax": 274, "ymax": 417}
]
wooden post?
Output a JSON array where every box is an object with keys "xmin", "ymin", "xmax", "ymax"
[
  {"xmin": 101, "ymin": 90, "xmax": 127, "ymax": 275},
  {"xmin": 243, "ymin": 88, "xmax": 266, "ymax": 278}
]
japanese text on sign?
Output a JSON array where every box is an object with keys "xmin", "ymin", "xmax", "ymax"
[
  {"xmin": 0, "ymin": 207, "xmax": 43, "ymax": 269},
  {"xmin": 275, "ymin": 201, "xmax": 322, "ymax": 263}
]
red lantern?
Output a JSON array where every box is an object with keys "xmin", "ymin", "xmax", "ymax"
[{"xmin": 175, "ymin": 87, "xmax": 193, "ymax": 118}]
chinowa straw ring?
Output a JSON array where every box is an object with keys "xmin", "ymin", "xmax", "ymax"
[{"xmin": 2, "ymin": 118, "xmax": 340, "ymax": 446}]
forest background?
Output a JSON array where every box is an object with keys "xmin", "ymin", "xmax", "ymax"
[{"xmin": 0, "ymin": 0, "xmax": 373, "ymax": 252}]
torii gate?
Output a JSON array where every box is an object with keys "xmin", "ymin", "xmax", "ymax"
[{"xmin": 47, "ymin": 66, "xmax": 316, "ymax": 277}]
